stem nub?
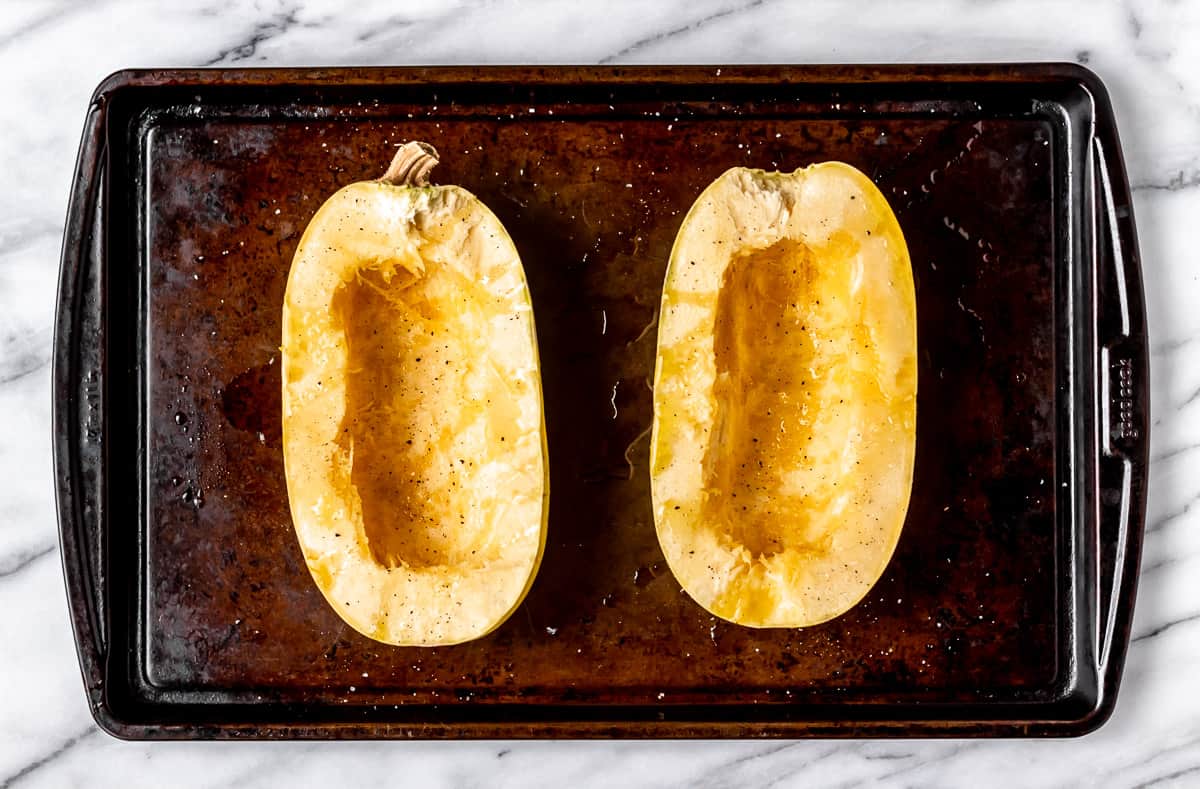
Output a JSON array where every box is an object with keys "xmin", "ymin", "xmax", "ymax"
[{"xmin": 380, "ymin": 141, "xmax": 439, "ymax": 187}]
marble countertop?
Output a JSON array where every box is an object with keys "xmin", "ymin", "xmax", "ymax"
[{"xmin": 2, "ymin": 0, "xmax": 1198, "ymax": 785}]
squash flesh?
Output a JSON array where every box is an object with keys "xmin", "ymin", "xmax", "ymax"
[
  {"xmin": 282, "ymin": 182, "xmax": 547, "ymax": 646},
  {"xmin": 651, "ymin": 163, "xmax": 916, "ymax": 628}
]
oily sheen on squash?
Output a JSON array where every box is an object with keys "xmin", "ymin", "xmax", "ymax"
[
  {"xmin": 282, "ymin": 142, "xmax": 548, "ymax": 646},
  {"xmin": 650, "ymin": 162, "xmax": 917, "ymax": 628}
]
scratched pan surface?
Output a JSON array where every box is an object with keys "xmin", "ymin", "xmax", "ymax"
[{"xmin": 53, "ymin": 66, "xmax": 1148, "ymax": 738}]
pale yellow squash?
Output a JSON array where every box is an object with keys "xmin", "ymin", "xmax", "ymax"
[
  {"xmin": 282, "ymin": 143, "xmax": 548, "ymax": 646},
  {"xmin": 650, "ymin": 162, "xmax": 917, "ymax": 628}
]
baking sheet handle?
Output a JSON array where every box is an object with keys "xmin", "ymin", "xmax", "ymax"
[
  {"xmin": 53, "ymin": 98, "xmax": 107, "ymax": 710},
  {"xmin": 1092, "ymin": 127, "xmax": 1148, "ymax": 680}
]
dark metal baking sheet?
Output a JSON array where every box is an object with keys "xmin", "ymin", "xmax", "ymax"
[{"xmin": 54, "ymin": 65, "xmax": 1148, "ymax": 738}]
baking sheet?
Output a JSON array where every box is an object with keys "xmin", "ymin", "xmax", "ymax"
[{"xmin": 54, "ymin": 65, "xmax": 1148, "ymax": 737}]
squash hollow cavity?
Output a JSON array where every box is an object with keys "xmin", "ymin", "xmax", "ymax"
[
  {"xmin": 334, "ymin": 266, "xmax": 492, "ymax": 571},
  {"xmin": 704, "ymin": 238, "xmax": 827, "ymax": 561}
]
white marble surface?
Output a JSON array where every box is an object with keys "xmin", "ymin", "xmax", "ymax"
[{"xmin": 2, "ymin": 0, "xmax": 1198, "ymax": 785}]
